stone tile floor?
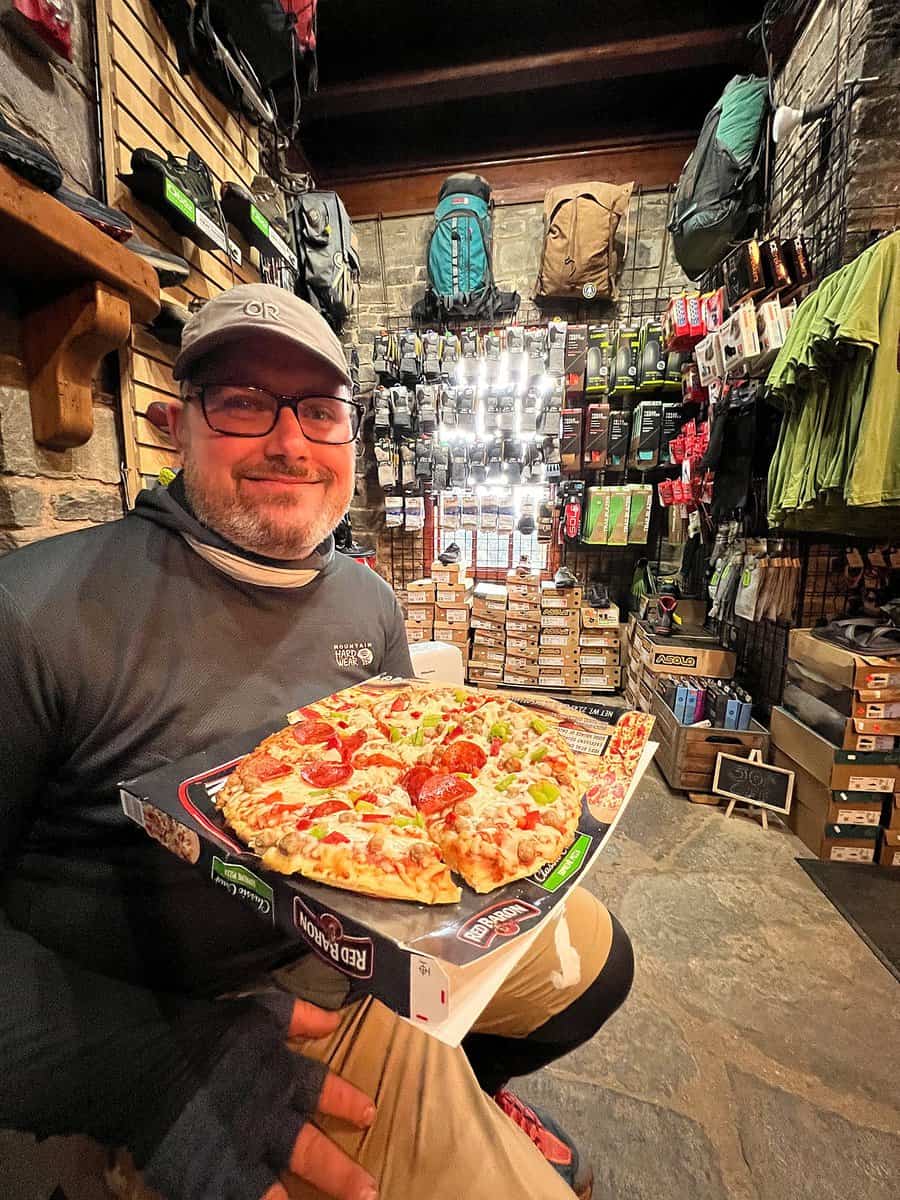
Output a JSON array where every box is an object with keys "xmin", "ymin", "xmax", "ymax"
[{"xmin": 516, "ymin": 764, "xmax": 900, "ymax": 1200}]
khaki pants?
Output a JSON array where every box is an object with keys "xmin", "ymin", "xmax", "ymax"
[{"xmin": 2, "ymin": 889, "xmax": 612, "ymax": 1200}]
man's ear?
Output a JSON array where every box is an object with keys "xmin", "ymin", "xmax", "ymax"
[{"xmin": 166, "ymin": 397, "xmax": 186, "ymax": 449}]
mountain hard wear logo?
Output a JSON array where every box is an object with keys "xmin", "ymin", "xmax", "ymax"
[
  {"xmin": 458, "ymin": 899, "xmax": 542, "ymax": 948},
  {"xmin": 334, "ymin": 641, "xmax": 375, "ymax": 668}
]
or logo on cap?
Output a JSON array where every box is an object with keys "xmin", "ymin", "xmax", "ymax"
[{"xmin": 242, "ymin": 299, "xmax": 281, "ymax": 321}]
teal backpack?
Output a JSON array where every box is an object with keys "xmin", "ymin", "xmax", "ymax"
[
  {"xmin": 426, "ymin": 173, "xmax": 499, "ymax": 319},
  {"xmin": 669, "ymin": 75, "xmax": 770, "ymax": 279}
]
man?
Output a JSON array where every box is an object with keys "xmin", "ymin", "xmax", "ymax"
[{"xmin": 0, "ymin": 285, "xmax": 633, "ymax": 1200}]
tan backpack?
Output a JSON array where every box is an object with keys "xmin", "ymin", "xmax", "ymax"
[{"xmin": 535, "ymin": 181, "xmax": 634, "ymax": 300}]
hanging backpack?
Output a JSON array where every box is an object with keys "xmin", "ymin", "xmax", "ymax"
[
  {"xmin": 425, "ymin": 174, "xmax": 501, "ymax": 320},
  {"xmin": 535, "ymin": 182, "xmax": 634, "ymax": 301},
  {"xmin": 291, "ymin": 190, "xmax": 359, "ymax": 333},
  {"xmin": 669, "ymin": 75, "xmax": 770, "ymax": 280}
]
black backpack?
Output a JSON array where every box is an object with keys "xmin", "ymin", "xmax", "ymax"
[
  {"xmin": 669, "ymin": 76, "xmax": 770, "ymax": 279},
  {"xmin": 291, "ymin": 191, "xmax": 359, "ymax": 333}
]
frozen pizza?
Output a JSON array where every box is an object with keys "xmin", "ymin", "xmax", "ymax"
[{"xmin": 215, "ymin": 682, "xmax": 586, "ymax": 903}]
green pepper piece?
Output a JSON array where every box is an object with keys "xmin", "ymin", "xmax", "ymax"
[
  {"xmin": 528, "ymin": 780, "xmax": 561, "ymax": 806},
  {"xmin": 310, "ymin": 825, "xmax": 327, "ymax": 839},
  {"xmin": 392, "ymin": 815, "xmax": 414, "ymax": 827},
  {"xmin": 454, "ymin": 688, "xmax": 467, "ymax": 703},
  {"xmin": 422, "ymin": 713, "xmax": 441, "ymax": 728},
  {"xmin": 355, "ymin": 799, "xmax": 379, "ymax": 813},
  {"xmin": 529, "ymin": 746, "xmax": 548, "ymax": 763},
  {"xmin": 530, "ymin": 716, "xmax": 550, "ymax": 735},
  {"xmin": 489, "ymin": 721, "xmax": 510, "ymax": 741},
  {"xmin": 389, "ymin": 726, "xmax": 402, "ymax": 743},
  {"xmin": 495, "ymin": 774, "xmax": 517, "ymax": 792},
  {"xmin": 415, "ymin": 812, "xmax": 425, "ymax": 828},
  {"xmin": 412, "ymin": 727, "xmax": 425, "ymax": 746}
]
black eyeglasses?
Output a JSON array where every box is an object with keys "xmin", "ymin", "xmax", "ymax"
[{"xmin": 189, "ymin": 384, "xmax": 363, "ymax": 443}]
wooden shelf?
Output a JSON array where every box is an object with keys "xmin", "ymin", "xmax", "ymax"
[{"xmin": 0, "ymin": 163, "xmax": 160, "ymax": 449}]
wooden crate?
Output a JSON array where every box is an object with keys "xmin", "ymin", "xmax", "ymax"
[{"xmin": 650, "ymin": 695, "xmax": 770, "ymax": 793}]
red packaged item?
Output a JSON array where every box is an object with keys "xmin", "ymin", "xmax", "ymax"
[
  {"xmin": 663, "ymin": 292, "xmax": 706, "ymax": 351},
  {"xmin": 670, "ymin": 435, "xmax": 685, "ymax": 464},
  {"xmin": 681, "ymin": 362, "xmax": 707, "ymax": 405},
  {"xmin": 702, "ymin": 287, "xmax": 727, "ymax": 332},
  {"xmin": 658, "ymin": 479, "xmax": 675, "ymax": 506}
]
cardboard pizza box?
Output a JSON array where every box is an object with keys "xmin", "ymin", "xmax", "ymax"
[{"xmin": 121, "ymin": 678, "xmax": 657, "ymax": 1046}]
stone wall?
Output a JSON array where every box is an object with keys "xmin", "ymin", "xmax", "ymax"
[
  {"xmin": 770, "ymin": 0, "xmax": 900, "ymax": 256},
  {"xmin": 347, "ymin": 190, "xmax": 689, "ymax": 572},
  {"xmin": 0, "ymin": 3, "xmax": 124, "ymax": 555}
]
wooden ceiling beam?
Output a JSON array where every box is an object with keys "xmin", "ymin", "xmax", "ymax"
[
  {"xmin": 304, "ymin": 26, "xmax": 752, "ymax": 119},
  {"xmin": 319, "ymin": 136, "xmax": 694, "ymax": 219}
]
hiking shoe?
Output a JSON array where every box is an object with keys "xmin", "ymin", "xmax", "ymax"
[
  {"xmin": 125, "ymin": 147, "xmax": 224, "ymax": 251},
  {"xmin": 514, "ymin": 554, "xmax": 531, "ymax": 576},
  {"xmin": 438, "ymin": 541, "xmax": 461, "ymax": 565},
  {"xmin": 554, "ymin": 566, "xmax": 578, "ymax": 590},
  {"xmin": 55, "ymin": 186, "xmax": 134, "ymax": 241},
  {"xmin": 126, "ymin": 237, "xmax": 190, "ymax": 288},
  {"xmin": 220, "ymin": 179, "xmax": 291, "ymax": 255},
  {"xmin": 0, "ymin": 111, "xmax": 62, "ymax": 191},
  {"xmin": 586, "ymin": 582, "xmax": 611, "ymax": 610},
  {"xmin": 145, "ymin": 298, "xmax": 191, "ymax": 347},
  {"xmin": 494, "ymin": 1088, "xmax": 592, "ymax": 1199}
]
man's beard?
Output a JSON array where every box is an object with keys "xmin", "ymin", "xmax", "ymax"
[{"xmin": 182, "ymin": 455, "xmax": 352, "ymax": 559}]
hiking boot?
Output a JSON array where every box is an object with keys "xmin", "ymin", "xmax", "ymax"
[
  {"xmin": 493, "ymin": 1088, "xmax": 592, "ymax": 1199},
  {"xmin": 55, "ymin": 186, "xmax": 133, "ymax": 242},
  {"xmin": 0, "ymin": 111, "xmax": 62, "ymax": 191},
  {"xmin": 125, "ymin": 238, "xmax": 190, "ymax": 288},
  {"xmin": 554, "ymin": 566, "xmax": 578, "ymax": 590},
  {"xmin": 655, "ymin": 595, "xmax": 678, "ymax": 636},
  {"xmin": 438, "ymin": 541, "xmax": 461, "ymax": 565},
  {"xmin": 145, "ymin": 298, "xmax": 191, "ymax": 347},
  {"xmin": 586, "ymin": 582, "xmax": 611, "ymax": 610}
]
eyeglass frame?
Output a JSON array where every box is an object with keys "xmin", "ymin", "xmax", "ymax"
[{"xmin": 182, "ymin": 383, "xmax": 364, "ymax": 444}]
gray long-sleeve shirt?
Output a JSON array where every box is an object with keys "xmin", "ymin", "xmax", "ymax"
[{"xmin": 0, "ymin": 476, "xmax": 411, "ymax": 1164}]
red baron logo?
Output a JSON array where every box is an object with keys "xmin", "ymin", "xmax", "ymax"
[
  {"xmin": 458, "ymin": 900, "xmax": 542, "ymax": 948},
  {"xmin": 293, "ymin": 897, "xmax": 374, "ymax": 978}
]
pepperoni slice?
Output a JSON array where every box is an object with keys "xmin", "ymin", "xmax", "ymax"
[
  {"xmin": 310, "ymin": 799, "xmax": 352, "ymax": 818},
  {"xmin": 354, "ymin": 753, "xmax": 404, "ymax": 769},
  {"xmin": 252, "ymin": 753, "xmax": 292, "ymax": 782},
  {"xmin": 440, "ymin": 740, "xmax": 487, "ymax": 775},
  {"xmin": 292, "ymin": 720, "xmax": 336, "ymax": 745},
  {"xmin": 400, "ymin": 764, "xmax": 434, "ymax": 803},
  {"xmin": 321, "ymin": 831, "xmax": 350, "ymax": 844},
  {"xmin": 416, "ymin": 773, "xmax": 476, "ymax": 815},
  {"xmin": 300, "ymin": 762, "xmax": 353, "ymax": 788}
]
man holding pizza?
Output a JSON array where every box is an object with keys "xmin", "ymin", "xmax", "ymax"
[{"xmin": 0, "ymin": 285, "xmax": 633, "ymax": 1200}]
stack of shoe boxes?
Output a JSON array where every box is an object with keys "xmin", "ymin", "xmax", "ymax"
[
  {"xmin": 403, "ymin": 579, "xmax": 435, "ymax": 644},
  {"xmin": 538, "ymin": 583, "xmax": 582, "ymax": 689},
  {"xmin": 578, "ymin": 606, "xmax": 622, "ymax": 690},
  {"xmin": 771, "ymin": 629, "xmax": 900, "ymax": 865},
  {"xmin": 430, "ymin": 559, "xmax": 472, "ymax": 668},
  {"xmin": 624, "ymin": 617, "xmax": 735, "ymax": 712},
  {"xmin": 469, "ymin": 583, "xmax": 509, "ymax": 685},
  {"xmin": 504, "ymin": 571, "xmax": 543, "ymax": 687}
]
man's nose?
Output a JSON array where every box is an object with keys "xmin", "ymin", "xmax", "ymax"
[{"xmin": 264, "ymin": 404, "xmax": 312, "ymax": 456}]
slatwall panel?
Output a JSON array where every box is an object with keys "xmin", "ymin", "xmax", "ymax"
[{"xmin": 96, "ymin": 0, "xmax": 264, "ymax": 499}]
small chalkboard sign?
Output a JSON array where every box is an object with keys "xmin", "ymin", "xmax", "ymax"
[{"xmin": 713, "ymin": 750, "xmax": 794, "ymax": 828}]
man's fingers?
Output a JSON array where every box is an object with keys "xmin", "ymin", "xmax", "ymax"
[
  {"xmin": 317, "ymin": 1069, "xmax": 377, "ymax": 1127},
  {"xmin": 290, "ymin": 1122, "xmax": 378, "ymax": 1200},
  {"xmin": 288, "ymin": 998, "xmax": 342, "ymax": 1039},
  {"xmin": 261, "ymin": 1184, "xmax": 290, "ymax": 1200}
]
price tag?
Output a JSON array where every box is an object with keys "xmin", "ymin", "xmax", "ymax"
[{"xmin": 846, "ymin": 547, "xmax": 864, "ymax": 569}]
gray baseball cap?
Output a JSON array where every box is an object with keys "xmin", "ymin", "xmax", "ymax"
[{"xmin": 172, "ymin": 283, "xmax": 350, "ymax": 384}]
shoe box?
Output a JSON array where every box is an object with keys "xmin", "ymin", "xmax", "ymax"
[
  {"xmin": 770, "ymin": 706, "xmax": 900, "ymax": 796},
  {"xmin": 508, "ymin": 596, "xmax": 543, "ymax": 621},
  {"xmin": 431, "ymin": 560, "xmax": 468, "ymax": 585},
  {"xmin": 579, "ymin": 626, "xmax": 622, "ymax": 649},
  {"xmin": 405, "ymin": 626, "xmax": 433, "ymax": 643},
  {"xmin": 581, "ymin": 604, "xmax": 620, "ymax": 628},
  {"xmin": 406, "ymin": 579, "xmax": 436, "ymax": 604},
  {"xmin": 540, "ymin": 581, "xmax": 583, "ymax": 610},
  {"xmin": 474, "ymin": 625, "xmax": 508, "ymax": 649},
  {"xmin": 787, "ymin": 629, "xmax": 900, "ymax": 693},
  {"xmin": 506, "ymin": 631, "xmax": 540, "ymax": 654},
  {"xmin": 473, "ymin": 583, "xmax": 509, "ymax": 619},
  {"xmin": 404, "ymin": 605, "xmax": 434, "ymax": 627},
  {"xmin": 434, "ymin": 578, "xmax": 473, "ymax": 604},
  {"xmin": 504, "ymin": 656, "xmax": 540, "ymax": 680},
  {"xmin": 772, "ymin": 744, "xmax": 897, "ymax": 863},
  {"xmin": 506, "ymin": 570, "xmax": 542, "ymax": 599},
  {"xmin": 630, "ymin": 619, "xmax": 736, "ymax": 677},
  {"xmin": 579, "ymin": 668, "xmax": 622, "ymax": 690},
  {"xmin": 878, "ymin": 829, "xmax": 900, "ymax": 866},
  {"xmin": 470, "ymin": 642, "xmax": 507, "ymax": 668},
  {"xmin": 506, "ymin": 617, "xmax": 541, "ymax": 639},
  {"xmin": 468, "ymin": 664, "xmax": 504, "ymax": 685},
  {"xmin": 433, "ymin": 622, "xmax": 470, "ymax": 646}
]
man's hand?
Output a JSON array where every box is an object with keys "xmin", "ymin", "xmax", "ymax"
[{"xmin": 262, "ymin": 1000, "xmax": 378, "ymax": 1200}]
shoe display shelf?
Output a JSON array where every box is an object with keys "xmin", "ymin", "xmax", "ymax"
[
  {"xmin": 220, "ymin": 185, "xmax": 297, "ymax": 272},
  {"xmin": 121, "ymin": 165, "xmax": 242, "ymax": 265},
  {"xmin": 0, "ymin": 163, "xmax": 159, "ymax": 450}
]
